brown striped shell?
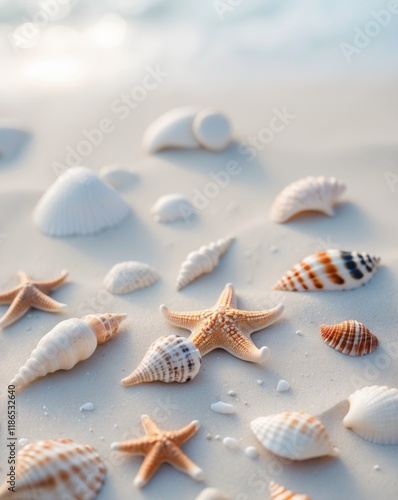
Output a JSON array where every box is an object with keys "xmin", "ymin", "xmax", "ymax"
[
  {"xmin": 320, "ymin": 320, "xmax": 378, "ymax": 356},
  {"xmin": 269, "ymin": 481, "xmax": 311, "ymax": 500}
]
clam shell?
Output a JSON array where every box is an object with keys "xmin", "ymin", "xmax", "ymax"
[
  {"xmin": 270, "ymin": 176, "xmax": 345, "ymax": 223},
  {"xmin": 104, "ymin": 261, "xmax": 158, "ymax": 294},
  {"xmin": 121, "ymin": 335, "xmax": 202, "ymax": 386},
  {"xmin": 33, "ymin": 166, "xmax": 130, "ymax": 237},
  {"xmin": 0, "ymin": 438, "xmax": 106, "ymax": 500},
  {"xmin": 343, "ymin": 385, "xmax": 398, "ymax": 444},
  {"xmin": 99, "ymin": 164, "xmax": 136, "ymax": 190},
  {"xmin": 269, "ymin": 481, "xmax": 311, "ymax": 500},
  {"xmin": 250, "ymin": 412, "xmax": 338, "ymax": 461},
  {"xmin": 151, "ymin": 193, "xmax": 195, "ymax": 223},
  {"xmin": 273, "ymin": 249, "xmax": 380, "ymax": 292},
  {"xmin": 192, "ymin": 108, "xmax": 232, "ymax": 151},
  {"xmin": 320, "ymin": 320, "xmax": 378, "ymax": 356}
]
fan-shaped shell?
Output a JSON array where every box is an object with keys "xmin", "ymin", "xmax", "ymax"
[
  {"xmin": 0, "ymin": 438, "xmax": 105, "ymax": 500},
  {"xmin": 273, "ymin": 249, "xmax": 380, "ymax": 292},
  {"xmin": 320, "ymin": 320, "xmax": 378, "ymax": 356},
  {"xmin": 270, "ymin": 176, "xmax": 345, "ymax": 223},
  {"xmin": 33, "ymin": 166, "xmax": 130, "ymax": 237},
  {"xmin": 343, "ymin": 385, "xmax": 398, "ymax": 444},
  {"xmin": 192, "ymin": 108, "xmax": 232, "ymax": 151},
  {"xmin": 151, "ymin": 193, "xmax": 195, "ymax": 223},
  {"xmin": 99, "ymin": 164, "xmax": 136, "ymax": 190},
  {"xmin": 250, "ymin": 412, "xmax": 338, "ymax": 461},
  {"xmin": 121, "ymin": 335, "xmax": 202, "ymax": 386},
  {"xmin": 104, "ymin": 261, "xmax": 158, "ymax": 294},
  {"xmin": 269, "ymin": 481, "xmax": 311, "ymax": 500}
]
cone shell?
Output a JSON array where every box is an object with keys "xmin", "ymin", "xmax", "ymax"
[
  {"xmin": 343, "ymin": 385, "xmax": 398, "ymax": 444},
  {"xmin": 0, "ymin": 438, "xmax": 105, "ymax": 500},
  {"xmin": 269, "ymin": 481, "xmax": 311, "ymax": 500},
  {"xmin": 270, "ymin": 176, "xmax": 345, "ymax": 223},
  {"xmin": 121, "ymin": 335, "xmax": 202, "ymax": 386},
  {"xmin": 33, "ymin": 166, "xmax": 130, "ymax": 237},
  {"xmin": 151, "ymin": 193, "xmax": 195, "ymax": 223},
  {"xmin": 104, "ymin": 261, "xmax": 158, "ymax": 295},
  {"xmin": 320, "ymin": 320, "xmax": 378, "ymax": 356},
  {"xmin": 250, "ymin": 412, "xmax": 338, "ymax": 461},
  {"xmin": 273, "ymin": 249, "xmax": 380, "ymax": 292}
]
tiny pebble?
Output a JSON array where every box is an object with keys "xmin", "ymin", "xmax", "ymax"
[
  {"xmin": 276, "ymin": 380, "xmax": 290, "ymax": 392},
  {"xmin": 18, "ymin": 438, "xmax": 28, "ymax": 448},
  {"xmin": 206, "ymin": 433, "xmax": 213, "ymax": 440},
  {"xmin": 228, "ymin": 390, "xmax": 236, "ymax": 397},
  {"xmin": 100, "ymin": 436, "xmax": 105, "ymax": 441},
  {"xmin": 88, "ymin": 428, "xmax": 93, "ymax": 433},
  {"xmin": 296, "ymin": 330, "xmax": 303, "ymax": 336},
  {"xmin": 80, "ymin": 402, "xmax": 95, "ymax": 412},
  {"xmin": 114, "ymin": 424, "xmax": 118, "ymax": 428},
  {"xmin": 245, "ymin": 446, "xmax": 259, "ymax": 459},
  {"xmin": 215, "ymin": 435, "xmax": 221, "ymax": 440},
  {"xmin": 256, "ymin": 379, "xmax": 263, "ymax": 385},
  {"xmin": 223, "ymin": 437, "xmax": 238, "ymax": 449},
  {"xmin": 269, "ymin": 245, "xmax": 278, "ymax": 253},
  {"xmin": 210, "ymin": 401, "xmax": 236, "ymax": 415},
  {"xmin": 374, "ymin": 465, "xmax": 380, "ymax": 471},
  {"xmin": 44, "ymin": 412, "xmax": 49, "ymax": 416}
]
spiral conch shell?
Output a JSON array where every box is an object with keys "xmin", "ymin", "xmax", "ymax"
[
  {"xmin": 10, "ymin": 313, "xmax": 126, "ymax": 390},
  {"xmin": 0, "ymin": 438, "xmax": 106, "ymax": 500},
  {"xmin": 269, "ymin": 481, "xmax": 311, "ymax": 500},
  {"xmin": 320, "ymin": 320, "xmax": 378, "ymax": 356},
  {"xmin": 121, "ymin": 335, "xmax": 202, "ymax": 387},
  {"xmin": 176, "ymin": 237, "xmax": 234, "ymax": 290}
]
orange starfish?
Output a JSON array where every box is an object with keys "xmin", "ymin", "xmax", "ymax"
[
  {"xmin": 160, "ymin": 283, "xmax": 283, "ymax": 363},
  {"xmin": 0, "ymin": 270, "xmax": 68, "ymax": 328},
  {"xmin": 111, "ymin": 415, "xmax": 203, "ymax": 488}
]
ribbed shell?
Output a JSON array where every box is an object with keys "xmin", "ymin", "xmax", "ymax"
[
  {"xmin": 250, "ymin": 412, "xmax": 338, "ymax": 461},
  {"xmin": 0, "ymin": 438, "xmax": 105, "ymax": 500},
  {"xmin": 343, "ymin": 385, "xmax": 398, "ymax": 444},
  {"xmin": 151, "ymin": 193, "xmax": 195, "ymax": 223},
  {"xmin": 270, "ymin": 176, "xmax": 345, "ymax": 223},
  {"xmin": 104, "ymin": 261, "xmax": 158, "ymax": 294},
  {"xmin": 269, "ymin": 481, "xmax": 311, "ymax": 500},
  {"xmin": 33, "ymin": 167, "xmax": 130, "ymax": 237},
  {"xmin": 320, "ymin": 320, "xmax": 378, "ymax": 356},
  {"xmin": 176, "ymin": 237, "xmax": 234, "ymax": 290},
  {"xmin": 273, "ymin": 249, "xmax": 380, "ymax": 292},
  {"xmin": 121, "ymin": 335, "xmax": 202, "ymax": 386}
]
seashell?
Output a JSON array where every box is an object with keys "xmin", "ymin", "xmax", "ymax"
[
  {"xmin": 270, "ymin": 176, "xmax": 346, "ymax": 223},
  {"xmin": 250, "ymin": 412, "xmax": 338, "ymax": 460},
  {"xmin": 0, "ymin": 438, "xmax": 106, "ymax": 500},
  {"xmin": 10, "ymin": 313, "xmax": 126, "ymax": 390},
  {"xmin": 320, "ymin": 320, "xmax": 378, "ymax": 356},
  {"xmin": 195, "ymin": 487, "xmax": 231, "ymax": 500},
  {"xmin": 176, "ymin": 237, "xmax": 234, "ymax": 290},
  {"xmin": 99, "ymin": 164, "xmax": 136, "ymax": 190},
  {"xmin": 151, "ymin": 193, "xmax": 195, "ymax": 223},
  {"xmin": 33, "ymin": 166, "xmax": 130, "ymax": 237},
  {"xmin": 0, "ymin": 125, "xmax": 32, "ymax": 165},
  {"xmin": 343, "ymin": 385, "xmax": 398, "ymax": 444},
  {"xmin": 269, "ymin": 481, "xmax": 311, "ymax": 500},
  {"xmin": 121, "ymin": 334, "xmax": 202, "ymax": 386},
  {"xmin": 104, "ymin": 261, "xmax": 158, "ymax": 294},
  {"xmin": 273, "ymin": 249, "xmax": 380, "ymax": 292},
  {"xmin": 192, "ymin": 108, "xmax": 232, "ymax": 151}
]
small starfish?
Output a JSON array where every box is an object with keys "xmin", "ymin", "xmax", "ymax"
[
  {"xmin": 0, "ymin": 270, "xmax": 68, "ymax": 328},
  {"xmin": 111, "ymin": 415, "xmax": 203, "ymax": 488},
  {"xmin": 160, "ymin": 283, "xmax": 284, "ymax": 363}
]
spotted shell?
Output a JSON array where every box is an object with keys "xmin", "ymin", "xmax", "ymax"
[
  {"xmin": 121, "ymin": 335, "xmax": 202, "ymax": 387},
  {"xmin": 269, "ymin": 481, "xmax": 311, "ymax": 500},
  {"xmin": 104, "ymin": 261, "xmax": 158, "ymax": 294},
  {"xmin": 250, "ymin": 412, "xmax": 338, "ymax": 461},
  {"xmin": 273, "ymin": 249, "xmax": 380, "ymax": 292},
  {"xmin": 0, "ymin": 438, "xmax": 106, "ymax": 500},
  {"xmin": 320, "ymin": 320, "xmax": 378, "ymax": 356},
  {"xmin": 270, "ymin": 176, "xmax": 345, "ymax": 223},
  {"xmin": 343, "ymin": 385, "xmax": 398, "ymax": 444},
  {"xmin": 151, "ymin": 193, "xmax": 195, "ymax": 223}
]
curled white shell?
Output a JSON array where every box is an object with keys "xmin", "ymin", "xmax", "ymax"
[
  {"xmin": 343, "ymin": 385, "xmax": 398, "ymax": 444},
  {"xmin": 269, "ymin": 481, "xmax": 311, "ymax": 500},
  {"xmin": 10, "ymin": 313, "xmax": 126, "ymax": 390},
  {"xmin": 151, "ymin": 193, "xmax": 195, "ymax": 223},
  {"xmin": 33, "ymin": 166, "xmax": 130, "ymax": 237},
  {"xmin": 121, "ymin": 335, "xmax": 202, "ymax": 386},
  {"xmin": 0, "ymin": 438, "xmax": 105, "ymax": 500},
  {"xmin": 104, "ymin": 261, "xmax": 158, "ymax": 294},
  {"xmin": 176, "ymin": 237, "xmax": 234, "ymax": 290},
  {"xmin": 250, "ymin": 412, "xmax": 338, "ymax": 461},
  {"xmin": 273, "ymin": 249, "xmax": 380, "ymax": 292},
  {"xmin": 99, "ymin": 164, "xmax": 136, "ymax": 190},
  {"xmin": 192, "ymin": 108, "xmax": 232, "ymax": 151},
  {"xmin": 270, "ymin": 176, "xmax": 346, "ymax": 223}
]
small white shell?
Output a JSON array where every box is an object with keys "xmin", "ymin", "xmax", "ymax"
[
  {"xmin": 269, "ymin": 481, "xmax": 311, "ymax": 500},
  {"xmin": 192, "ymin": 108, "xmax": 232, "ymax": 151},
  {"xmin": 195, "ymin": 488, "xmax": 231, "ymax": 500},
  {"xmin": 104, "ymin": 261, "xmax": 158, "ymax": 294},
  {"xmin": 0, "ymin": 125, "xmax": 32, "ymax": 165},
  {"xmin": 176, "ymin": 237, "xmax": 234, "ymax": 290},
  {"xmin": 99, "ymin": 164, "xmax": 136, "ymax": 190},
  {"xmin": 151, "ymin": 193, "xmax": 195, "ymax": 223},
  {"xmin": 343, "ymin": 385, "xmax": 398, "ymax": 444},
  {"xmin": 210, "ymin": 401, "xmax": 236, "ymax": 415},
  {"xmin": 33, "ymin": 166, "xmax": 130, "ymax": 237},
  {"xmin": 250, "ymin": 412, "xmax": 338, "ymax": 460},
  {"xmin": 270, "ymin": 176, "xmax": 346, "ymax": 223}
]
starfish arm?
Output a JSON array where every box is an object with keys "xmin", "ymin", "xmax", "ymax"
[
  {"xmin": 0, "ymin": 286, "xmax": 20, "ymax": 304},
  {"xmin": 159, "ymin": 305, "xmax": 203, "ymax": 330},
  {"xmin": 173, "ymin": 420, "xmax": 200, "ymax": 446},
  {"xmin": 133, "ymin": 444, "xmax": 163, "ymax": 488},
  {"xmin": 221, "ymin": 328, "xmax": 271, "ymax": 363},
  {"xmin": 0, "ymin": 291, "xmax": 31, "ymax": 328},
  {"xmin": 17, "ymin": 271, "xmax": 31, "ymax": 284},
  {"xmin": 141, "ymin": 414, "xmax": 161, "ymax": 435},
  {"xmin": 32, "ymin": 270, "xmax": 68, "ymax": 292},
  {"xmin": 166, "ymin": 444, "xmax": 203, "ymax": 481},
  {"xmin": 232, "ymin": 303, "xmax": 284, "ymax": 335},
  {"xmin": 110, "ymin": 437, "xmax": 152, "ymax": 455},
  {"xmin": 215, "ymin": 283, "xmax": 237, "ymax": 308},
  {"xmin": 29, "ymin": 287, "xmax": 67, "ymax": 312}
]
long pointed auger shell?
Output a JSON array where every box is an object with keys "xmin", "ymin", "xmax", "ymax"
[
  {"xmin": 269, "ymin": 481, "xmax": 311, "ymax": 500},
  {"xmin": 320, "ymin": 320, "xmax": 378, "ymax": 356}
]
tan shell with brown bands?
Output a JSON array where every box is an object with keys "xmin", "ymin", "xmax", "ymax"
[
  {"xmin": 320, "ymin": 320, "xmax": 378, "ymax": 356},
  {"xmin": 269, "ymin": 481, "xmax": 312, "ymax": 500}
]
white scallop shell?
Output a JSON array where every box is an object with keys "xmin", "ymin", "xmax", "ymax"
[
  {"xmin": 269, "ymin": 481, "xmax": 311, "ymax": 500},
  {"xmin": 104, "ymin": 261, "xmax": 158, "ymax": 294},
  {"xmin": 33, "ymin": 166, "xmax": 130, "ymax": 237},
  {"xmin": 0, "ymin": 125, "xmax": 32, "ymax": 165},
  {"xmin": 121, "ymin": 335, "xmax": 202, "ymax": 386},
  {"xmin": 192, "ymin": 108, "xmax": 232, "ymax": 151},
  {"xmin": 250, "ymin": 412, "xmax": 338, "ymax": 460},
  {"xmin": 0, "ymin": 438, "xmax": 106, "ymax": 500},
  {"xmin": 99, "ymin": 164, "xmax": 136, "ymax": 190},
  {"xmin": 151, "ymin": 193, "xmax": 195, "ymax": 223},
  {"xmin": 343, "ymin": 385, "xmax": 398, "ymax": 444},
  {"xmin": 176, "ymin": 237, "xmax": 234, "ymax": 290},
  {"xmin": 270, "ymin": 176, "xmax": 346, "ymax": 223}
]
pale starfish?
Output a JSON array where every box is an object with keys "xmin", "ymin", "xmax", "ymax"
[
  {"xmin": 0, "ymin": 270, "xmax": 68, "ymax": 328},
  {"xmin": 111, "ymin": 415, "xmax": 203, "ymax": 488},
  {"xmin": 160, "ymin": 283, "xmax": 284, "ymax": 363}
]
